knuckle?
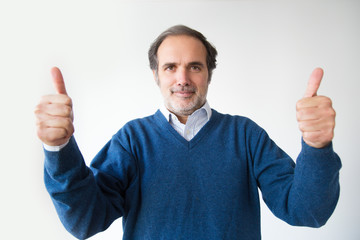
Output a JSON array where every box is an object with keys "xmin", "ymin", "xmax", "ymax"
[
  {"xmin": 325, "ymin": 96, "xmax": 333, "ymax": 105},
  {"xmin": 296, "ymin": 100, "xmax": 303, "ymax": 110},
  {"xmin": 64, "ymin": 96, "xmax": 73, "ymax": 106},
  {"xmin": 36, "ymin": 118, "xmax": 47, "ymax": 128},
  {"xmin": 34, "ymin": 106, "xmax": 41, "ymax": 115},
  {"xmin": 329, "ymin": 120, "xmax": 336, "ymax": 129},
  {"xmin": 324, "ymin": 108, "xmax": 336, "ymax": 119},
  {"xmin": 62, "ymin": 118, "xmax": 74, "ymax": 133},
  {"xmin": 34, "ymin": 103, "xmax": 46, "ymax": 115},
  {"xmin": 320, "ymin": 96, "xmax": 332, "ymax": 106},
  {"xmin": 65, "ymin": 118, "xmax": 71, "ymax": 128},
  {"xmin": 35, "ymin": 118, "xmax": 42, "ymax": 127},
  {"xmin": 65, "ymin": 106, "xmax": 73, "ymax": 117},
  {"xmin": 330, "ymin": 108, "xmax": 336, "ymax": 118},
  {"xmin": 298, "ymin": 122, "xmax": 305, "ymax": 132}
]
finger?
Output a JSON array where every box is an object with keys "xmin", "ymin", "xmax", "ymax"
[
  {"xmin": 39, "ymin": 94, "xmax": 73, "ymax": 106},
  {"xmin": 298, "ymin": 115, "xmax": 335, "ymax": 132},
  {"xmin": 37, "ymin": 116, "xmax": 73, "ymax": 130},
  {"xmin": 36, "ymin": 103, "xmax": 72, "ymax": 118},
  {"xmin": 51, "ymin": 67, "xmax": 68, "ymax": 95},
  {"xmin": 298, "ymin": 119, "xmax": 325, "ymax": 132},
  {"xmin": 304, "ymin": 67, "xmax": 324, "ymax": 98},
  {"xmin": 296, "ymin": 96, "xmax": 332, "ymax": 110},
  {"xmin": 296, "ymin": 108, "xmax": 321, "ymax": 122},
  {"xmin": 37, "ymin": 128, "xmax": 70, "ymax": 146},
  {"xmin": 36, "ymin": 116, "xmax": 74, "ymax": 141}
]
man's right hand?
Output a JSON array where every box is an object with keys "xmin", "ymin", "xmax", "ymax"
[{"xmin": 35, "ymin": 67, "xmax": 74, "ymax": 146}]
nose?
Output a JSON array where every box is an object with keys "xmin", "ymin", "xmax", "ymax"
[{"xmin": 176, "ymin": 68, "xmax": 190, "ymax": 86}]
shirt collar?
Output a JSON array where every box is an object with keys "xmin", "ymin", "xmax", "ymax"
[{"xmin": 160, "ymin": 101, "xmax": 212, "ymax": 122}]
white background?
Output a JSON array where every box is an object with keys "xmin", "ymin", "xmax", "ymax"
[{"xmin": 1, "ymin": 0, "xmax": 359, "ymax": 239}]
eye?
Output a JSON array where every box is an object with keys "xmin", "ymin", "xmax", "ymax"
[
  {"xmin": 190, "ymin": 65, "xmax": 201, "ymax": 72},
  {"xmin": 164, "ymin": 65, "xmax": 175, "ymax": 71}
]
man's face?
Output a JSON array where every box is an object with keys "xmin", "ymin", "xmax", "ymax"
[{"xmin": 154, "ymin": 35, "xmax": 209, "ymax": 118}]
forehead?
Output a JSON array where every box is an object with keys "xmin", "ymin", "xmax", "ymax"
[{"xmin": 157, "ymin": 35, "xmax": 207, "ymax": 65}]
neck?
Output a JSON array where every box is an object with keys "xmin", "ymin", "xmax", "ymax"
[
  {"xmin": 175, "ymin": 114, "xmax": 188, "ymax": 124},
  {"xmin": 165, "ymin": 101, "xmax": 208, "ymax": 125}
]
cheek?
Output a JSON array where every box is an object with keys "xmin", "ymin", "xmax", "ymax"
[
  {"xmin": 195, "ymin": 73, "xmax": 209, "ymax": 90},
  {"xmin": 159, "ymin": 82, "xmax": 171, "ymax": 97},
  {"xmin": 198, "ymin": 81, "xmax": 209, "ymax": 94},
  {"xmin": 158, "ymin": 74, "xmax": 174, "ymax": 87}
]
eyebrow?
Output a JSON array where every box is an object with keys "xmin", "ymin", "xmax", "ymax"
[
  {"xmin": 161, "ymin": 62, "xmax": 177, "ymax": 69},
  {"xmin": 188, "ymin": 61, "xmax": 205, "ymax": 68},
  {"xmin": 161, "ymin": 61, "xmax": 205, "ymax": 69}
]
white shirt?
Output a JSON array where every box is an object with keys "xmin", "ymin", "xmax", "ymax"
[
  {"xmin": 43, "ymin": 102, "xmax": 212, "ymax": 151},
  {"xmin": 160, "ymin": 101, "xmax": 212, "ymax": 141}
]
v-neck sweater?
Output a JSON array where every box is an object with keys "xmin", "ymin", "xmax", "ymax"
[{"xmin": 44, "ymin": 109, "xmax": 341, "ymax": 240}]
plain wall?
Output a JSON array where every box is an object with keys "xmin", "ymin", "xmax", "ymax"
[{"xmin": 0, "ymin": 0, "xmax": 359, "ymax": 239}]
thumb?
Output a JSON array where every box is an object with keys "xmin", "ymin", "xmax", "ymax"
[
  {"xmin": 304, "ymin": 67, "xmax": 324, "ymax": 98},
  {"xmin": 51, "ymin": 67, "xmax": 68, "ymax": 95}
]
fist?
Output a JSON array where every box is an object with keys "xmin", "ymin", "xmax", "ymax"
[
  {"xmin": 35, "ymin": 67, "xmax": 74, "ymax": 146},
  {"xmin": 296, "ymin": 68, "xmax": 336, "ymax": 148}
]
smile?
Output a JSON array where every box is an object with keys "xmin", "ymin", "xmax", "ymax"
[
  {"xmin": 171, "ymin": 86, "xmax": 196, "ymax": 98},
  {"xmin": 173, "ymin": 91, "xmax": 195, "ymax": 98}
]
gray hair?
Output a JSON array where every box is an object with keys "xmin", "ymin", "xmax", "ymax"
[{"xmin": 148, "ymin": 25, "xmax": 218, "ymax": 82}]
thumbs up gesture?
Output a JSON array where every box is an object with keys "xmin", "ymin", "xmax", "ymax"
[
  {"xmin": 296, "ymin": 68, "xmax": 336, "ymax": 148},
  {"xmin": 35, "ymin": 67, "xmax": 74, "ymax": 146}
]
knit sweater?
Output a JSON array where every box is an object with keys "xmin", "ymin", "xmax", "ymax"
[{"xmin": 44, "ymin": 109, "xmax": 341, "ymax": 240}]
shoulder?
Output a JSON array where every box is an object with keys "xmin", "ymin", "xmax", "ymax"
[
  {"xmin": 113, "ymin": 110, "xmax": 163, "ymax": 139},
  {"xmin": 209, "ymin": 109, "xmax": 271, "ymax": 150},
  {"xmin": 211, "ymin": 109, "xmax": 263, "ymax": 133}
]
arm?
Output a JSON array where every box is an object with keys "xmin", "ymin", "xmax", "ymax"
[
  {"xmin": 291, "ymin": 140, "xmax": 341, "ymax": 226},
  {"xmin": 44, "ymin": 135, "xmax": 136, "ymax": 239},
  {"xmin": 36, "ymin": 67, "xmax": 135, "ymax": 239},
  {"xmin": 253, "ymin": 133, "xmax": 341, "ymax": 227},
  {"xmin": 255, "ymin": 68, "xmax": 341, "ymax": 226}
]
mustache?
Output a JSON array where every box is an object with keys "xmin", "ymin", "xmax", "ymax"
[{"xmin": 170, "ymin": 86, "xmax": 196, "ymax": 93}]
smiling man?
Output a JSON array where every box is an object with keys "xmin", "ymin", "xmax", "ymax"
[
  {"xmin": 155, "ymin": 35, "xmax": 210, "ymax": 123},
  {"xmin": 35, "ymin": 25, "xmax": 341, "ymax": 240}
]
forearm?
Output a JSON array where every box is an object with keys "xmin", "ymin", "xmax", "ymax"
[
  {"xmin": 287, "ymin": 140, "xmax": 341, "ymax": 227},
  {"xmin": 254, "ymin": 130, "xmax": 341, "ymax": 227},
  {"xmin": 44, "ymin": 136, "xmax": 123, "ymax": 239}
]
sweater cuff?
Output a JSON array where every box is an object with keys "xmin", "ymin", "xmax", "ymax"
[
  {"xmin": 44, "ymin": 136, "xmax": 85, "ymax": 175},
  {"xmin": 300, "ymin": 138, "xmax": 342, "ymax": 169}
]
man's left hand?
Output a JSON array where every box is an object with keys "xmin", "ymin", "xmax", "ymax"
[{"xmin": 296, "ymin": 68, "xmax": 336, "ymax": 148}]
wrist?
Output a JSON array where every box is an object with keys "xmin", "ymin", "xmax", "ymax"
[{"xmin": 43, "ymin": 139, "xmax": 70, "ymax": 152}]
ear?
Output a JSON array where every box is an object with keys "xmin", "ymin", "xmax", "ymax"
[{"xmin": 152, "ymin": 70, "xmax": 160, "ymax": 85}]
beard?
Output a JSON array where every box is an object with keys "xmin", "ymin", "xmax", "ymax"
[{"xmin": 165, "ymin": 86, "xmax": 207, "ymax": 116}]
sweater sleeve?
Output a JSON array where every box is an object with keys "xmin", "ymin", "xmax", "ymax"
[
  {"xmin": 252, "ymin": 129, "xmax": 341, "ymax": 227},
  {"xmin": 44, "ymin": 135, "xmax": 137, "ymax": 239}
]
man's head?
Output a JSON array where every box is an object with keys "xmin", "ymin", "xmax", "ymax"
[
  {"xmin": 148, "ymin": 25, "xmax": 217, "ymax": 122},
  {"xmin": 148, "ymin": 25, "xmax": 218, "ymax": 82}
]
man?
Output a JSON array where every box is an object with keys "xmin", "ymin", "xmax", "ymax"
[{"xmin": 35, "ymin": 25, "xmax": 341, "ymax": 240}]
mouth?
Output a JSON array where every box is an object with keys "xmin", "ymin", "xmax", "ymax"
[
  {"xmin": 173, "ymin": 91, "xmax": 195, "ymax": 98},
  {"xmin": 171, "ymin": 87, "xmax": 196, "ymax": 98}
]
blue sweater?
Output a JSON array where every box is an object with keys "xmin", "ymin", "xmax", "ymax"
[{"xmin": 44, "ymin": 110, "xmax": 341, "ymax": 239}]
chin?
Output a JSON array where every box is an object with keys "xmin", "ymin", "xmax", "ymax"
[{"xmin": 169, "ymin": 102, "xmax": 201, "ymax": 116}]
